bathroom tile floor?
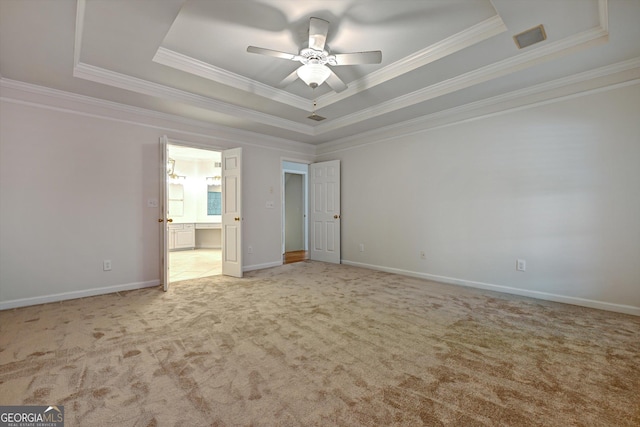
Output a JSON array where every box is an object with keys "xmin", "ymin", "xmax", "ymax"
[{"xmin": 169, "ymin": 249, "xmax": 222, "ymax": 283}]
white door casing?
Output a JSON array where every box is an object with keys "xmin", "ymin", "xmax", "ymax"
[
  {"xmin": 281, "ymin": 162, "xmax": 309, "ymax": 255},
  {"xmin": 222, "ymin": 147, "xmax": 243, "ymax": 277},
  {"xmin": 309, "ymin": 160, "xmax": 341, "ymax": 264}
]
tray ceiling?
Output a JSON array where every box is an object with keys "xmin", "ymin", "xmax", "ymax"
[{"xmin": 1, "ymin": 0, "xmax": 639, "ymax": 145}]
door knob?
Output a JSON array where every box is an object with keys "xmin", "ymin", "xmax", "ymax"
[
  {"xmin": 158, "ymin": 218, "xmax": 164, "ymax": 222},
  {"xmin": 167, "ymin": 218, "xmax": 173, "ymax": 223},
  {"xmin": 234, "ymin": 217, "xmax": 240, "ymax": 221},
  {"xmin": 334, "ymin": 214, "xmax": 341, "ymax": 219}
]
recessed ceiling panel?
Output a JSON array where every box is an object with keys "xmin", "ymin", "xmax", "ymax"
[{"xmin": 157, "ymin": 0, "xmax": 498, "ymax": 95}]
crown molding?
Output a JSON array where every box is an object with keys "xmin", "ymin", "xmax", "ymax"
[
  {"xmin": 315, "ymin": 14, "xmax": 508, "ymax": 110},
  {"xmin": 77, "ymin": 13, "xmax": 507, "ymax": 127},
  {"xmin": 0, "ymin": 77, "xmax": 315, "ymax": 155},
  {"xmin": 152, "ymin": 15, "xmax": 506, "ymax": 113},
  {"xmin": 599, "ymin": 0, "xmax": 609, "ymax": 32},
  {"xmin": 70, "ymin": 0, "xmax": 612, "ymax": 140},
  {"xmin": 314, "ymin": 24, "xmax": 609, "ymax": 135},
  {"xmin": 152, "ymin": 47, "xmax": 311, "ymax": 111},
  {"xmin": 73, "ymin": 62, "xmax": 314, "ymax": 135},
  {"xmin": 316, "ymin": 57, "xmax": 639, "ymax": 155},
  {"xmin": 74, "ymin": 0, "xmax": 86, "ymax": 66}
]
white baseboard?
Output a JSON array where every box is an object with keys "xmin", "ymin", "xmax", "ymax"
[
  {"xmin": 243, "ymin": 260, "xmax": 283, "ymax": 272},
  {"xmin": 342, "ymin": 260, "xmax": 640, "ymax": 316},
  {"xmin": 0, "ymin": 280, "xmax": 160, "ymax": 311}
]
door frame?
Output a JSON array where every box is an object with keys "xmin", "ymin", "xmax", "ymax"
[
  {"xmin": 281, "ymin": 158, "xmax": 341, "ymax": 265},
  {"xmin": 281, "ymin": 159, "xmax": 310, "ymax": 254},
  {"xmin": 160, "ymin": 137, "xmax": 226, "ymax": 290}
]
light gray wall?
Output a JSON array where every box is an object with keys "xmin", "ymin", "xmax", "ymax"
[
  {"xmin": 0, "ymin": 90, "xmax": 314, "ymax": 308},
  {"xmin": 317, "ymin": 83, "xmax": 640, "ymax": 314},
  {"xmin": 1, "ymin": 80, "xmax": 638, "ymax": 314}
]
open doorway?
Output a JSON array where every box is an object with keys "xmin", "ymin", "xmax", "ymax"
[
  {"xmin": 282, "ymin": 161, "xmax": 309, "ymax": 264},
  {"xmin": 167, "ymin": 144, "xmax": 222, "ymax": 282}
]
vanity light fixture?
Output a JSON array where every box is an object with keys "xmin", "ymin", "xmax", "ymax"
[
  {"xmin": 167, "ymin": 158, "xmax": 186, "ymax": 182},
  {"xmin": 206, "ymin": 176, "xmax": 222, "ymax": 186}
]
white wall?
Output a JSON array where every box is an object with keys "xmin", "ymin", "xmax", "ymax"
[
  {"xmin": 318, "ymin": 83, "xmax": 640, "ymax": 314},
  {"xmin": 1, "ymin": 80, "xmax": 638, "ymax": 314},
  {"xmin": 0, "ymin": 87, "xmax": 314, "ymax": 308}
]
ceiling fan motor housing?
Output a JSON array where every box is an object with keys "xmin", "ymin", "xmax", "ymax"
[{"xmin": 299, "ymin": 48, "xmax": 336, "ymax": 66}]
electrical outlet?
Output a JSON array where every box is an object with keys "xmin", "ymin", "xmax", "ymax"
[
  {"xmin": 248, "ymin": 246, "xmax": 253, "ymax": 254},
  {"xmin": 103, "ymin": 260, "xmax": 112, "ymax": 271},
  {"xmin": 516, "ymin": 259, "xmax": 526, "ymax": 272},
  {"xmin": 420, "ymin": 251, "xmax": 426, "ymax": 260},
  {"xmin": 359, "ymin": 243, "xmax": 365, "ymax": 252}
]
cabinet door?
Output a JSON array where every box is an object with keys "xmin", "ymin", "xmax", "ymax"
[{"xmin": 174, "ymin": 225, "xmax": 195, "ymax": 249}]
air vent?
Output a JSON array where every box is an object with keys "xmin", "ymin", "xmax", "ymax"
[
  {"xmin": 307, "ymin": 113, "xmax": 326, "ymax": 121},
  {"xmin": 513, "ymin": 25, "xmax": 547, "ymax": 49}
]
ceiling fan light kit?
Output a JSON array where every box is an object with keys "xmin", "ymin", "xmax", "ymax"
[
  {"xmin": 297, "ymin": 63, "xmax": 331, "ymax": 88},
  {"xmin": 247, "ymin": 17, "xmax": 382, "ymax": 92}
]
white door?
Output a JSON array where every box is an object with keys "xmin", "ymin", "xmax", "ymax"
[
  {"xmin": 160, "ymin": 136, "xmax": 170, "ymax": 291},
  {"xmin": 309, "ymin": 160, "xmax": 340, "ymax": 264},
  {"xmin": 222, "ymin": 147, "xmax": 243, "ymax": 277}
]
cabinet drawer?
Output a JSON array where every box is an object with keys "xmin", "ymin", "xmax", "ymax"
[{"xmin": 195, "ymin": 223, "xmax": 221, "ymax": 229}]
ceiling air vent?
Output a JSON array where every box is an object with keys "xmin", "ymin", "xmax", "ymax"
[
  {"xmin": 307, "ymin": 113, "xmax": 326, "ymax": 121},
  {"xmin": 513, "ymin": 24, "xmax": 547, "ymax": 49}
]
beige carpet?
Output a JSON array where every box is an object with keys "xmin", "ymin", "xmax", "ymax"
[{"xmin": 1, "ymin": 261, "xmax": 638, "ymax": 426}]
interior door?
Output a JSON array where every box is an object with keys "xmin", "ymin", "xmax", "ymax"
[
  {"xmin": 160, "ymin": 136, "xmax": 170, "ymax": 291},
  {"xmin": 309, "ymin": 160, "xmax": 340, "ymax": 263},
  {"xmin": 221, "ymin": 147, "xmax": 243, "ymax": 277}
]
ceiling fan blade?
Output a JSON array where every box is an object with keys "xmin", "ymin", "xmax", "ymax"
[
  {"xmin": 308, "ymin": 17, "xmax": 329, "ymax": 51},
  {"xmin": 247, "ymin": 46, "xmax": 298, "ymax": 61},
  {"xmin": 332, "ymin": 51, "xmax": 382, "ymax": 65},
  {"xmin": 277, "ymin": 69, "xmax": 300, "ymax": 88},
  {"xmin": 325, "ymin": 70, "xmax": 348, "ymax": 93}
]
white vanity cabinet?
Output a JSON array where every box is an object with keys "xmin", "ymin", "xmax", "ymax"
[{"xmin": 168, "ymin": 223, "xmax": 195, "ymax": 250}]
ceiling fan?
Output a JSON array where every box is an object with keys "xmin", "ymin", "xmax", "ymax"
[{"xmin": 247, "ymin": 17, "xmax": 382, "ymax": 93}]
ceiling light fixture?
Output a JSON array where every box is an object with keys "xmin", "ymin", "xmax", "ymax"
[{"xmin": 296, "ymin": 63, "xmax": 331, "ymax": 89}]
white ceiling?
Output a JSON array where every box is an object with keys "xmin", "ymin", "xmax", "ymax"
[{"xmin": 1, "ymin": 0, "xmax": 639, "ymax": 145}]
